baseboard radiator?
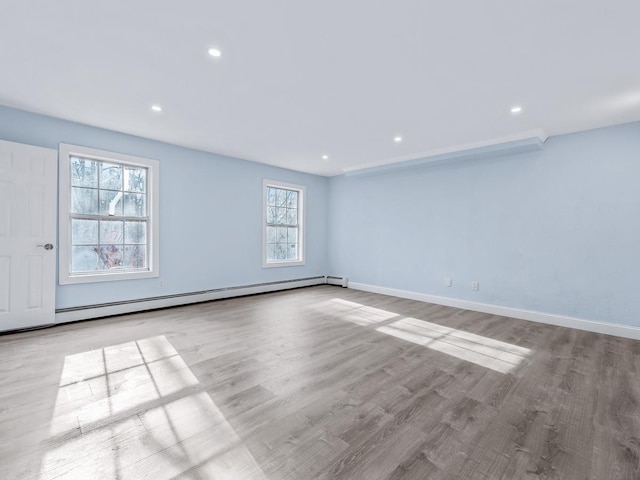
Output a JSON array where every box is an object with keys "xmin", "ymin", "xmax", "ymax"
[
  {"xmin": 55, "ymin": 275, "xmax": 348, "ymax": 324},
  {"xmin": 326, "ymin": 275, "xmax": 349, "ymax": 287}
]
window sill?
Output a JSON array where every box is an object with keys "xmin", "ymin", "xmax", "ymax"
[
  {"xmin": 262, "ymin": 260, "xmax": 306, "ymax": 269},
  {"xmin": 60, "ymin": 269, "xmax": 158, "ymax": 285}
]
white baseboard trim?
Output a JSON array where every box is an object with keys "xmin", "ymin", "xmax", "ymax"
[
  {"xmin": 349, "ymin": 282, "xmax": 640, "ymax": 341},
  {"xmin": 56, "ymin": 276, "xmax": 327, "ymax": 324}
]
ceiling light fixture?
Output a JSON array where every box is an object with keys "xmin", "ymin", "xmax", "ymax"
[
  {"xmin": 510, "ymin": 106, "xmax": 522, "ymax": 114},
  {"xmin": 151, "ymin": 105, "xmax": 162, "ymax": 112},
  {"xmin": 208, "ymin": 48, "xmax": 222, "ymax": 57},
  {"xmin": 394, "ymin": 136, "xmax": 403, "ymax": 143},
  {"xmin": 322, "ymin": 155, "xmax": 329, "ymax": 160}
]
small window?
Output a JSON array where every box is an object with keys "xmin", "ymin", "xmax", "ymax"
[
  {"xmin": 263, "ymin": 180, "xmax": 305, "ymax": 267},
  {"xmin": 58, "ymin": 144, "xmax": 159, "ymax": 284}
]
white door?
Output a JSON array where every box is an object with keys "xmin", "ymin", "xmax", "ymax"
[{"xmin": 0, "ymin": 139, "xmax": 57, "ymax": 332}]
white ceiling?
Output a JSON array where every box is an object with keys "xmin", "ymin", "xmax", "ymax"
[{"xmin": 1, "ymin": 1, "xmax": 639, "ymax": 176}]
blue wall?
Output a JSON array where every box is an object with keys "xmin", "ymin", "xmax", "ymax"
[
  {"xmin": 2, "ymin": 104, "xmax": 638, "ymax": 327},
  {"xmin": 0, "ymin": 106, "xmax": 329, "ymax": 309},
  {"xmin": 328, "ymin": 122, "xmax": 640, "ymax": 326}
]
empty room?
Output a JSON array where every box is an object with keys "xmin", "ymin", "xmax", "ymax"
[{"xmin": 1, "ymin": 1, "xmax": 639, "ymax": 479}]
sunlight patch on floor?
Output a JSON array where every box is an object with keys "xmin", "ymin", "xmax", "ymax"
[
  {"xmin": 326, "ymin": 298, "xmax": 530, "ymax": 374},
  {"xmin": 40, "ymin": 335, "xmax": 266, "ymax": 480},
  {"xmin": 377, "ymin": 317, "xmax": 531, "ymax": 374},
  {"xmin": 327, "ymin": 298, "xmax": 399, "ymax": 325}
]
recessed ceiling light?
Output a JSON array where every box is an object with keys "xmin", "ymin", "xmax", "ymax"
[
  {"xmin": 394, "ymin": 136, "xmax": 403, "ymax": 143},
  {"xmin": 151, "ymin": 105, "xmax": 162, "ymax": 112},
  {"xmin": 208, "ymin": 48, "xmax": 222, "ymax": 57},
  {"xmin": 322, "ymin": 155, "xmax": 329, "ymax": 160},
  {"xmin": 510, "ymin": 106, "xmax": 522, "ymax": 114}
]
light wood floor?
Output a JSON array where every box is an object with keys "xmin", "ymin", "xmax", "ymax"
[{"xmin": 1, "ymin": 286, "xmax": 639, "ymax": 480}]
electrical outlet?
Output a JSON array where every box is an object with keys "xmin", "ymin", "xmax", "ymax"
[
  {"xmin": 159, "ymin": 280, "xmax": 165, "ymax": 288},
  {"xmin": 471, "ymin": 281, "xmax": 479, "ymax": 291},
  {"xmin": 444, "ymin": 277, "xmax": 452, "ymax": 287}
]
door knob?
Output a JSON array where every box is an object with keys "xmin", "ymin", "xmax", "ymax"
[{"xmin": 37, "ymin": 243, "xmax": 54, "ymax": 250}]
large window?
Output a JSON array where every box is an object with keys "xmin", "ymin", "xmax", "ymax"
[
  {"xmin": 59, "ymin": 144, "xmax": 159, "ymax": 284},
  {"xmin": 263, "ymin": 180, "xmax": 305, "ymax": 267}
]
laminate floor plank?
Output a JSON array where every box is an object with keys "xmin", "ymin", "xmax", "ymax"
[{"xmin": 1, "ymin": 285, "xmax": 640, "ymax": 479}]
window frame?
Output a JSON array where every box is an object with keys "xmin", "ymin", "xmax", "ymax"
[
  {"xmin": 262, "ymin": 179, "xmax": 305, "ymax": 268},
  {"xmin": 58, "ymin": 143, "xmax": 160, "ymax": 284}
]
